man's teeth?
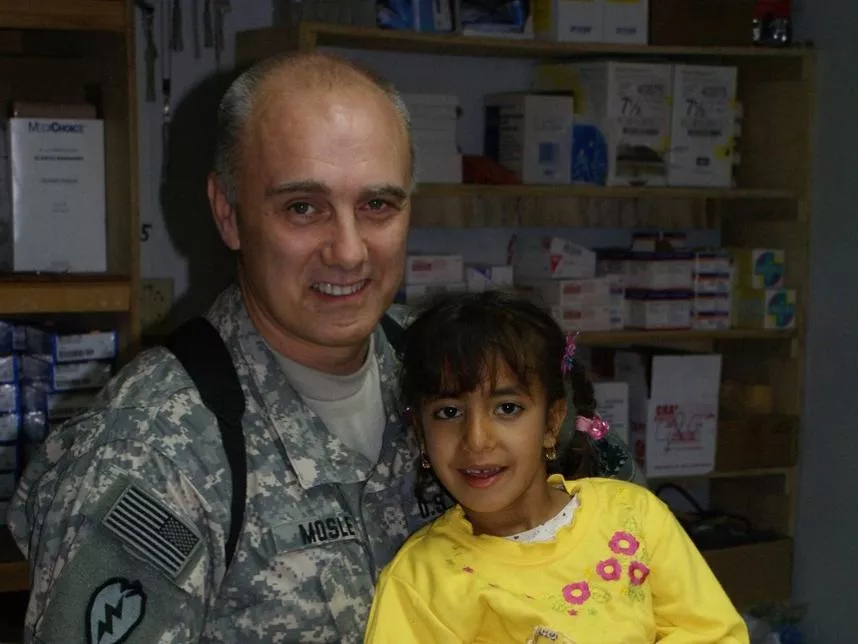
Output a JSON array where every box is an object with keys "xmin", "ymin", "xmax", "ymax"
[{"xmin": 313, "ymin": 281, "xmax": 366, "ymax": 296}]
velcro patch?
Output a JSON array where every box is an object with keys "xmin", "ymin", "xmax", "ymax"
[{"xmin": 102, "ymin": 485, "xmax": 200, "ymax": 580}]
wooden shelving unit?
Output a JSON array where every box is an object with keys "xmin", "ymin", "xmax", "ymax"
[
  {"xmin": 236, "ymin": 22, "xmax": 813, "ymax": 611},
  {"xmin": 0, "ymin": 0, "xmax": 140, "ymax": 596}
]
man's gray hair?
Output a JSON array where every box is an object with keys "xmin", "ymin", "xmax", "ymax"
[{"xmin": 214, "ymin": 52, "xmax": 414, "ymax": 206}]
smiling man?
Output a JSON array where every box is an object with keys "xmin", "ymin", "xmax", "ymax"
[
  {"xmin": 7, "ymin": 53, "xmax": 437, "ymax": 644},
  {"xmin": 7, "ymin": 52, "xmax": 642, "ymax": 644}
]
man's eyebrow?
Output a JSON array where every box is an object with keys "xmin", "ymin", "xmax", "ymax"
[
  {"xmin": 264, "ymin": 181, "xmax": 409, "ymax": 201},
  {"xmin": 359, "ymin": 184, "xmax": 409, "ymax": 201},
  {"xmin": 265, "ymin": 180, "xmax": 330, "ymax": 199}
]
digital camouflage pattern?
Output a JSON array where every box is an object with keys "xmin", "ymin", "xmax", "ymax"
[{"xmin": 7, "ymin": 284, "xmax": 640, "ymax": 643}]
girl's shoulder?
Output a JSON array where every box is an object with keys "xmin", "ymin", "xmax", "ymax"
[{"xmin": 563, "ymin": 476, "xmax": 672, "ymax": 524}]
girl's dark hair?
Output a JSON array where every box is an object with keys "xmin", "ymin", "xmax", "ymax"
[{"xmin": 400, "ymin": 290, "xmax": 601, "ymax": 490}]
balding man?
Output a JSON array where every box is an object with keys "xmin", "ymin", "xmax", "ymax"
[{"xmin": 8, "ymin": 52, "xmax": 640, "ymax": 643}]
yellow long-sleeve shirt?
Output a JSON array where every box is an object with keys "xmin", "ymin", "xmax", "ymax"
[{"xmin": 365, "ymin": 476, "xmax": 749, "ymax": 643}]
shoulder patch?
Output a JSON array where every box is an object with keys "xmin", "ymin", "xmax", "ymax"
[
  {"xmin": 102, "ymin": 484, "xmax": 201, "ymax": 580},
  {"xmin": 86, "ymin": 577, "xmax": 147, "ymax": 644}
]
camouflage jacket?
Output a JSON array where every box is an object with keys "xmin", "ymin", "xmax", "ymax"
[{"xmin": 7, "ymin": 285, "xmax": 640, "ymax": 643}]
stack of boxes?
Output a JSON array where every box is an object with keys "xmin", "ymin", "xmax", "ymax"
[
  {"xmin": 403, "ymin": 94, "xmax": 462, "ymax": 184},
  {"xmin": 531, "ymin": 61, "xmax": 739, "ymax": 189},
  {"xmin": 511, "ymin": 236, "xmax": 614, "ymax": 332},
  {"xmin": 483, "ymin": 93, "xmax": 574, "ymax": 185},
  {"xmin": 0, "ymin": 322, "xmax": 115, "ymax": 525},
  {"xmin": 692, "ymin": 249, "xmax": 733, "ymax": 330},
  {"xmin": 731, "ymin": 249, "xmax": 795, "ymax": 330},
  {"xmin": 400, "ymin": 254, "xmax": 466, "ymax": 305},
  {"xmin": 399, "ymin": 255, "xmax": 515, "ymax": 305},
  {"xmin": 533, "ymin": 0, "xmax": 649, "ymax": 44}
]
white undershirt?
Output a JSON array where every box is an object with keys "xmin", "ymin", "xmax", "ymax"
[
  {"xmin": 273, "ymin": 335, "xmax": 386, "ymax": 464},
  {"xmin": 505, "ymin": 495, "xmax": 580, "ymax": 544}
]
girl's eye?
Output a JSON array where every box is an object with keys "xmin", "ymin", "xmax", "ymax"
[
  {"xmin": 432, "ymin": 406, "xmax": 461, "ymax": 421},
  {"xmin": 496, "ymin": 402, "xmax": 523, "ymax": 417}
]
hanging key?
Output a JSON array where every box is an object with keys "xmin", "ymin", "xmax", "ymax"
[
  {"xmin": 192, "ymin": 0, "xmax": 201, "ymax": 58},
  {"xmin": 213, "ymin": 0, "xmax": 231, "ymax": 68},
  {"xmin": 170, "ymin": 0, "xmax": 184, "ymax": 52},
  {"xmin": 203, "ymin": 0, "xmax": 214, "ymax": 48},
  {"xmin": 137, "ymin": 1, "xmax": 157, "ymax": 103}
]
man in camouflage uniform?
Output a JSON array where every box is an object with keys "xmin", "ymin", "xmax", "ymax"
[{"xmin": 7, "ymin": 52, "xmax": 640, "ymax": 643}]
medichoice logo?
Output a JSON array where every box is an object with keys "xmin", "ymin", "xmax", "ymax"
[
  {"xmin": 28, "ymin": 120, "xmax": 85, "ymax": 134},
  {"xmin": 767, "ymin": 291, "xmax": 795, "ymax": 327},
  {"xmin": 754, "ymin": 251, "xmax": 784, "ymax": 287}
]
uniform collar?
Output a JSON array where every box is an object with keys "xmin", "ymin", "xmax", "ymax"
[{"xmin": 206, "ymin": 285, "xmax": 414, "ymax": 490}]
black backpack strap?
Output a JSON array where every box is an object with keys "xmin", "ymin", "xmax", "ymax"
[
  {"xmin": 380, "ymin": 313, "xmax": 404, "ymax": 354},
  {"xmin": 164, "ymin": 317, "xmax": 246, "ymax": 569}
]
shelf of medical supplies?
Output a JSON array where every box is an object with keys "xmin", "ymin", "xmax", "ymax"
[
  {"xmin": 237, "ymin": 22, "xmax": 814, "ymax": 65},
  {"xmin": 648, "ymin": 466, "xmax": 794, "ymax": 481},
  {"xmin": 0, "ymin": 529, "xmax": 27, "ymax": 593},
  {"xmin": 0, "ymin": 275, "xmax": 132, "ymax": 315},
  {"xmin": 576, "ymin": 328, "xmax": 794, "ymax": 346},
  {"xmin": 0, "ymin": 1, "xmax": 127, "ymax": 33},
  {"xmin": 415, "ymin": 184, "xmax": 798, "ymax": 200}
]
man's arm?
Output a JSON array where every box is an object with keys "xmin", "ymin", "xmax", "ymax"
[{"xmin": 8, "ymin": 420, "xmax": 223, "ymax": 643}]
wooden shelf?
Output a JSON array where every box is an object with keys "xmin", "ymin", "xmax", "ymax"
[
  {"xmin": 0, "ymin": 528, "xmax": 27, "ymax": 593},
  {"xmin": 415, "ymin": 184, "xmax": 797, "ymax": 200},
  {"xmin": 649, "ymin": 466, "xmax": 794, "ymax": 481},
  {"xmin": 0, "ymin": 276, "xmax": 132, "ymax": 315},
  {"xmin": 575, "ymin": 328, "xmax": 794, "ymax": 346},
  {"xmin": 237, "ymin": 22, "xmax": 814, "ymax": 64},
  {"xmin": 0, "ymin": 1, "xmax": 127, "ymax": 33}
]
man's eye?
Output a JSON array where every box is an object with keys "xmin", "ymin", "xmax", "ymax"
[{"xmin": 287, "ymin": 202, "xmax": 315, "ymax": 216}]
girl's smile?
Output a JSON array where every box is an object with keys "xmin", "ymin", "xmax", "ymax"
[{"xmin": 421, "ymin": 360, "xmax": 569, "ymax": 537}]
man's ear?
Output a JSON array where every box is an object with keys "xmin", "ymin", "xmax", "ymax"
[
  {"xmin": 208, "ymin": 172, "xmax": 240, "ymax": 251},
  {"xmin": 544, "ymin": 399, "xmax": 568, "ymax": 450}
]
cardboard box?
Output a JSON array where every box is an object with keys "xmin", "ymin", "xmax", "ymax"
[
  {"xmin": 518, "ymin": 277, "xmax": 612, "ymax": 308},
  {"xmin": 405, "ymin": 255, "xmax": 464, "ymax": 285},
  {"xmin": 25, "ymin": 328, "xmax": 117, "ymax": 363},
  {"xmin": 21, "ymin": 356, "xmax": 112, "ymax": 392},
  {"xmin": 668, "ymin": 65, "xmax": 738, "ymax": 188},
  {"xmin": 465, "ymin": 264, "xmax": 514, "ymax": 292},
  {"xmin": 702, "ymin": 539, "xmax": 793, "ymax": 611},
  {"xmin": 735, "ymin": 289, "xmax": 796, "ymax": 330},
  {"xmin": 616, "ymin": 351, "xmax": 722, "ymax": 477},
  {"xmin": 533, "ymin": 0, "xmax": 604, "ymax": 42},
  {"xmin": 715, "ymin": 415, "xmax": 797, "ymax": 471},
  {"xmin": 534, "ymin": 61, "xmax": 672, "ymax": 186},
  {"xmin": 484, "ymin": 93, "xmax": 574, "ymax": 185},
  {"xmin": 2, "ymin": 117, "xmax": 107, "ymax": 272},
  {"xmin": 399, "ymin": 282, "xmax": 467, "ymax": 305},
  {"xmin": 551, "ymin": 304, "xmax": 613, "ymax": 331},
  {"xmin": 603, "ymin": 0, "xmax": 648, "ymax": 44},
  {"xmin": 627, "ymin": 251, "xmax": 694, "ymax": 290},
  {"xmin": 626, "ymin": 291, "xmax": 692, "ymax": 329},
  {"xmin": 511, "ymin": 236, "xmax": 596, "ymax": 279}
]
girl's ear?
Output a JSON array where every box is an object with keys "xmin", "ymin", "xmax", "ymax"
[{"xmin": 544, "ymin": 399, "xmax": 568, "ymax": 449}]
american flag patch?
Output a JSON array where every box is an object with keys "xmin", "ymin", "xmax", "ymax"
[{"xmin": 103, "ymin": 485, "xmax": 200, "ymax": 579}]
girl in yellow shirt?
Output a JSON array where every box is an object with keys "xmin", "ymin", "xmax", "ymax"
[{"xmin": 365, "ymin": 290, "xmax": 749, "ymax": 643}]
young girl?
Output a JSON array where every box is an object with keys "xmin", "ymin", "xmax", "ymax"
[{"xmin": 364, "ymin": 291, "xmax": 748, "ymax": 643}]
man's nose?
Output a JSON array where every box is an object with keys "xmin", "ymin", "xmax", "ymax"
[{"xmin": 323, "ymin": 212, "xmax": 368, "ymax": 271}]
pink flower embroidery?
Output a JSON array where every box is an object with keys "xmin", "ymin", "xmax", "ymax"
[
  {"xmin": 562, "ymin": 582, "xmax": 591, "ymax": 606},
  {"xmin": 596, "ymin": 558, "xmax": 622, "ymax": 582},
  {"xmin": 609, "ymin": 531, "xmax": 640, "ymax": 556},
  {"xmin": 628, "ymin": 561, "xmax": 650, "ymax": 586}
]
